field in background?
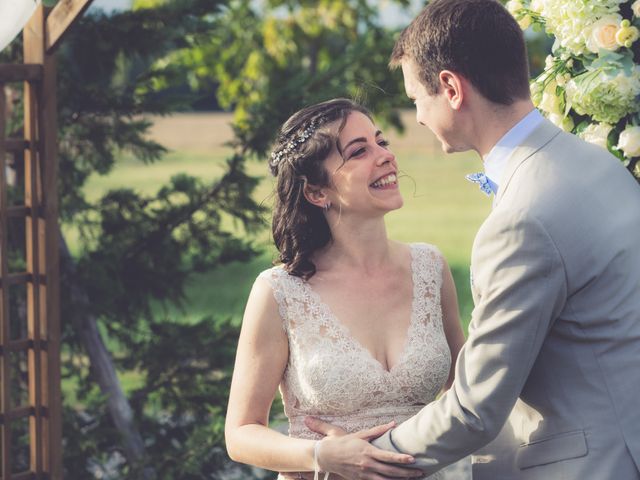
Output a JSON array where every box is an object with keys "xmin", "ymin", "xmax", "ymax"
[{"xmin": 76, "ymin": 111, "xmax": 490, "ymax": 335}]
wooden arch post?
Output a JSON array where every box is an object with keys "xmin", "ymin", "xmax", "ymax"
[{"xmin": 0, "ymin": 1, "xmax": 93, "ymax": 478}]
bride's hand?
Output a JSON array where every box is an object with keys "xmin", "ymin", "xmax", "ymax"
[{"xmin": 303, "ymin": 417, "xmax": 424, "ymax": 479}]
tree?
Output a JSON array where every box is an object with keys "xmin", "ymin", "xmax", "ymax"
[{"xmin": 4, "ymin": 0, "xmax": 412, "ymax": 477}]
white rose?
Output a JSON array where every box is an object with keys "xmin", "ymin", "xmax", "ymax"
[
  {"xmin": 617, "ymin": 125, "xmax": 640, "ymax": 157},
  {"xmin": 506, "ymin": 1, "xmax": 524, "ymax": 15},
  {"xmin": 633, "ymin": 0, "xmax": 640, "ymax": 18},
  {"xmin": 530, "ymin": 0, "xmax": 544, "ymax": 13},
  {"xmin": 544, "ymin": 55, "xmax": 555, "ymax": 69},
  {"xmin": 555, "ymin": 73, "xmax": 571, "ymax": 87},
  {"xmin": 580, "ymin": 123, "xmax": 613, "ymax": 150},
  {"xmin": 586, "ymin": 15, "xmax": 623, "ymax": 53},
  {"xmin": 518, "ymin": 15, "xmax": 532, "ymax": 30},
  {"xmin": 539, "ymin": 90, "xmax": 562, "ymax": 114},
  {"xmin": 548, "ymin": 113, "xmax": 574, "ymax": 132}
]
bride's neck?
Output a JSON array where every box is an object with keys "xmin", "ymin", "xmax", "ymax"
[{"xmin": 315, "ymin": 217, "xmax": 393, "ymax": 273}]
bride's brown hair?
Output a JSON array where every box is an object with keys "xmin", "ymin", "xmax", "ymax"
[{"xmin": 269, "ymin": 98, "xmax": 372, "ymax": 280}]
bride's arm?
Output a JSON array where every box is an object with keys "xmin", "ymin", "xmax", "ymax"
[
  {"xmin": 225, "ymin": 276, "xmax": 318, "ymax": 472},
  {"xmin": 440, "ymin": 258, "xmax": 466, "ymax": 391}
]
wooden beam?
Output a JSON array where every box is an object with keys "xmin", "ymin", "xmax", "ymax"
[
  {"xmin": 39, "ymin": 37, "xmax": 63, "ymax": 480},
  {"xmin": 45, "ymin": 0, "xmax": 94, "ymax": 53},
  {"xmin": 8, "ymin": 206, "xmax": 32, "ymax": 219},
  {"xmin": 0, "ymin": 406, "xmax": 36, "ymax": 424},
  {"xmin": 0, "ymin": 65, "xmax": 43, "ymax": 83},
  {"xmin": 0, "ymin": 80, "xmax": 13, "ymax": 480},
  {"xmin": 4, "ymin": 139, "xmax": 33, "ymax": 154},
  {"xmin": 0, "ymin": 338, "xmax": 35, "ymax": 354},
  {"xmin": 24, "ymin": 6, "xmax": 60, "ymax": 480},
  {"xmin": 0, "ymin": 273, "xmax": 34, "ymax": 287}
]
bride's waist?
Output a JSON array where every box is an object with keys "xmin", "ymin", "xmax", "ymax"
[{"xmin": 287, "ymin": 404, "xmax": 424, "ymax": 440}]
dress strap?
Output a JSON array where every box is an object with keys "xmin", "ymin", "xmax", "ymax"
[
  {"xmin": 258, "ymin": 267, "xmax": 293, "ymax": 333},
  {"xmin": 411, "ymin": 243, "xmax": 444, "ymax": 291},
  {"xmin": 258, "ymin": 267, "xmax": 312, "ymax": 335}
]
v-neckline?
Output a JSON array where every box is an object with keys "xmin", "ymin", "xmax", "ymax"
[{"xmin": 299, "ymin": 244, "xmax": 420, "ymax": 375}]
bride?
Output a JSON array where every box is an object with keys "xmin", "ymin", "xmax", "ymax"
[{"xmin": 225, "ymin": 98, "xmax": 466, "ymax": 479}]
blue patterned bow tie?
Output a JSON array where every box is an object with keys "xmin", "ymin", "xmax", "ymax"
[{"xmin": 466, "ymin": 172, "xmax": 498, "ymax": 196}]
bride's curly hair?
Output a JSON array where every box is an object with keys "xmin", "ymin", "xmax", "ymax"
[{"xmin": 269, "ymin": 98, "xmax": 372, "ymax": 280}]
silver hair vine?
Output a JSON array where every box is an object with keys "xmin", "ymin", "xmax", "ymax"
[{"xmin": 269, "ymin": 117, "xmax": 323, "ymax": 168}]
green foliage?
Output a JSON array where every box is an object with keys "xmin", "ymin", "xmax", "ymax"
[
  {"xmin": 5, "ymin": 0, "xmax": 414, "ymax": 477},
  {"xmin": 166, "ymin": 0, "xmax": 410, "ymax": 156}
]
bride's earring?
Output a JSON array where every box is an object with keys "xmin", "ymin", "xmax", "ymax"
[{"xmin": 323, "ymin": 202, "xmax": 331, "ymax": 212}]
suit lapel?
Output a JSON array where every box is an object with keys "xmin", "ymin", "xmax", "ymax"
[{"xmin": 494, "ymin": 119, "xmax": 563, "ymax": 207}]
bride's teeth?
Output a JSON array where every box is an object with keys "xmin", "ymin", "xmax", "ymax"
[{"xmin": 371, "ymin": 173, "xmax": 397, "ymax": 188}]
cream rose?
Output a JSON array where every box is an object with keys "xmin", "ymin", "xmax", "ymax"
[
  {"xmin": 633, "ymin": 0, "xmax": 640, "ymax": 18},
  {"xmin": 580, "ymin": 123, "xmax": 613, "ymax": 150},
  {"xmin": 539, "ymin": 91, "xmax": 563, "ymax": 115},
  {"xmin": 529, "ymin": 0, "xmax": 544, "ymax": 13},
  {"xmin": 506, "ymin": 1, "xmax": 524, "ymax": 15},
  {"xmin": 586, "ymin": 15, "xmax": 622, "ymax": 53},
  {"xmin": 548, "ymin": 113, "xmax": 574, "ymax": 132},
  {"xmin": 617, "ymin": 125, "xmax": 640, "ymax": 157},
  {"xmin": 518, "ymin": 15, "xmax": 532, "ymax": 30}
]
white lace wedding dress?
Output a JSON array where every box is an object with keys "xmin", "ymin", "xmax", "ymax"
[{"xmin": 259, "ymin": 243, "xmax": 470, "ymax": 480}]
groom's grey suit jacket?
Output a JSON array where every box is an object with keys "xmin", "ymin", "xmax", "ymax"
[{"xmin": 373, "ymin": 118, "xmax": 640, "ymax": 479}]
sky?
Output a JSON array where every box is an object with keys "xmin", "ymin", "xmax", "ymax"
[{"xmin": 89, "ymin": 0, "xmax": 423, "ymax": 27}]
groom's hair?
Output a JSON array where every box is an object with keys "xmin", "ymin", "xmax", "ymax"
[{"xmin": 390, "ymin": 0, "xmax": 530, "ymax": 105}]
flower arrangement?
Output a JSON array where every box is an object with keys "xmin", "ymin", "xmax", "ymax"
[{"xmin": 506, "ymin": 0, "xmax": 640, "ymax": 178}]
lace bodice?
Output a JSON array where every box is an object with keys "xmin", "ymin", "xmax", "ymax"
[{"xmin": 260, "ymin": 243, "xmax": 450, "ymax": 442}]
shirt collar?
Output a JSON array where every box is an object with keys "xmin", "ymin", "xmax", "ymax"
[{"xmin": 483, "ymin": 109, "xmax": 544, "ymax": 188}]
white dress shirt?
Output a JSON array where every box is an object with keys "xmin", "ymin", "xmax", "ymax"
[{"xmin": 483, "ymin": 109, "xmax": 545, "ymax": 192}]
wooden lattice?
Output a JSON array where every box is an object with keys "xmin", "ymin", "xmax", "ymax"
[{"xmin": 0, "ymin": 6, "xmax": 63, "ymax": 479}]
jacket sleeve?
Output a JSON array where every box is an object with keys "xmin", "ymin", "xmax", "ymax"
[{"xmin": 372, "ymin": 209, "xmax": 567, "ymax": 474}]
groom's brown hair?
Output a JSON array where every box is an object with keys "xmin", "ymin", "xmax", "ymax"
[{"xmin": 391, "ymin": 0, "xmax": 530, "ymax": 105}]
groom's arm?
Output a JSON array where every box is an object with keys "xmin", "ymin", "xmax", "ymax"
[{"xmin": 372, "ymin": 209, "xmax": 567, "ymax": 474}]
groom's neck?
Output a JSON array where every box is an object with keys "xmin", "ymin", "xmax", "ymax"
[{"xmin": 471, "ymin": 98, "xmax": 536, "ymax": 159}]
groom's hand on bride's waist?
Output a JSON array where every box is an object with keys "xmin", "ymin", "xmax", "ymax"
[{"xmin": 279, "ymin": 417, "xmax": 424, "ymax": 479}]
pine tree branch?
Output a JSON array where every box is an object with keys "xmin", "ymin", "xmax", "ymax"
[{"xmin": 125, "ymin": 149, "xmax": 249, "ymax": 262}]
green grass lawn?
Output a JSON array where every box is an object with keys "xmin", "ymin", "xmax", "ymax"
[
  {"xmin": 62, "ymin": 113, "xmax": 490, "ymax": 396},
  {"xmin": 71, "ymin": 131, "xmax": 489, "ymax": 322}
]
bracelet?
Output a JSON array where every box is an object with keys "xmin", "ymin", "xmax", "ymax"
[{"xmin": 313, "ymin": 440, "xmax": 330, "ymax": 480}]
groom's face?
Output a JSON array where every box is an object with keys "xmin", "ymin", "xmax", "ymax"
[{"xmin": 401, "ymin": 59, "xmax": 460, "ymax": 154}]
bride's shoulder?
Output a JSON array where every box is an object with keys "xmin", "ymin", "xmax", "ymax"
[
  {"xmin": 406, "ymin": 241, "xmax": 444, "ymax": 259},
  {"xmin": 256, "ymin": 264, "xmax": 289, "ymax": 287},
  {"xmin": 404, "ymin": 242, "xmax": 450, "ymax": 283}
]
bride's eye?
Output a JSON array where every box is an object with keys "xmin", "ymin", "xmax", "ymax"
[
  {"xmin": 348, "ymin": 147, "xmax": 367, "ymax": 159},
  {"xmin": 378, "ymin": 140, "xmax": 390, "ymax": 148}
]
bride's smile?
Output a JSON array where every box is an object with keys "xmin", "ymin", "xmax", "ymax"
[{"xmin": 370, "ymin": 172, "xmax": 398, "ymax": 189}]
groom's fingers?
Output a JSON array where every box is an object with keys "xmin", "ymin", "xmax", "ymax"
[
  {"xmin": 304, "ymin": 416, "xmax": 347, "ymax": 436},
  {"xmin": 369, "ymin": 445, "xmax": 416, "ymax": 465},
  {"xmin": 365, "ymin": 459, "xmax": 424, "ymax": 478},
  {"xmin": 355, "ymin": 421, "xmax": 397, "ymax": 441}
]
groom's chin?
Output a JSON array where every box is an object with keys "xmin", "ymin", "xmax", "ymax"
[
  {"xmin": 441, "ymin": 142, "xmax": 469, "ymax": 154},
  {"xmin": 441, "ymin": 143, "xmax": 456, "ymax": 154}
]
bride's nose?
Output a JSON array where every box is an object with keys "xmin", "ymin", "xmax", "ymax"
[{"xmin": 376, "ymin": 148, "xmax": 395, "ymax": 166}]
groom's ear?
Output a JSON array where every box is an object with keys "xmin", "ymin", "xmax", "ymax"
[{"xmin": 439, "ymin": 70, "xmax": 464, "ymax": 111}]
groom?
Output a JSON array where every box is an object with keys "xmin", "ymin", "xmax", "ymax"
[{"xmin": 304, "ymin": 0, "xmax": 640, "ymax": 478}]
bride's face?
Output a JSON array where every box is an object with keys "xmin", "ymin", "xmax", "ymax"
[{"xmin": 323, "ymin": 111, "xmax": 403, "ymax": 216}]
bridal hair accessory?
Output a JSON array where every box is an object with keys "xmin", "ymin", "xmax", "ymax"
[
  {"xmin": 270, "ymin": 118, "xmax": 323, "ymax": 167},
  {"xmin": 313, "ymin": 440, "xmax": 330, "ymax": 480}
]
